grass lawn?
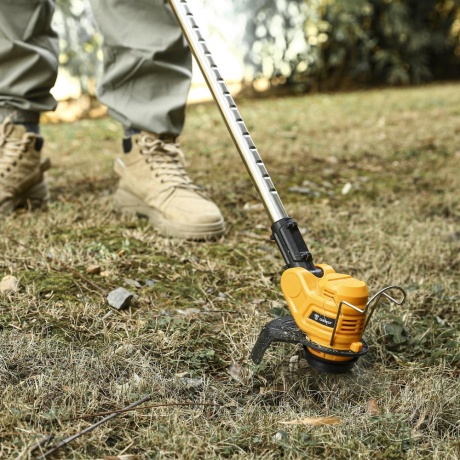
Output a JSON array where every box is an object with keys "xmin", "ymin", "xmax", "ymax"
[{"xmin": 1, "ymin": 83, "xmax": 459, "ymax": 459}]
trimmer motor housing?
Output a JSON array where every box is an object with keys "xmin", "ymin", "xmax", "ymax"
[
  {"xmin": 251, "ymin": 265, "xmax": 371, "ymax": 374},
  {"xmin": 283, "ymin": 265, "xmax": 368, "ymax": 359}
]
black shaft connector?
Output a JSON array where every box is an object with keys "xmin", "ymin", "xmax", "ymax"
[{"xmin": 271, "ymin": 218, "xmax": 323, "ymax": 277}]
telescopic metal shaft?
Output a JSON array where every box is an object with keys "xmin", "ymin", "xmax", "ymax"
[{"xmin": 168, "ymin": 0, "xmax": 288, "ymax": 224}]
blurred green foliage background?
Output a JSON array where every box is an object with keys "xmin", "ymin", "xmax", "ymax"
[{"xmin": 55, "ymin": 0, "xmax": 460, "ymax": 93}]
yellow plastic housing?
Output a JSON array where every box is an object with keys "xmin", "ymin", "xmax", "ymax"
[{"xmin": 281, "ymin": 264, "xmax": 369, "ymax": 362}]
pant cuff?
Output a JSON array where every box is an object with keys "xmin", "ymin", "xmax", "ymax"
[{"xmin": 0, "ymin": 108, "xmax": 40, "ymax": 124}]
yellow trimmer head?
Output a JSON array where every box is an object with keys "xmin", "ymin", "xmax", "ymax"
[
  {"xmin": 252, "ymin": 257, "xmax": 405, "ymax": 373},
  {"xmin": 169, "ymin": 0, "xmax": 406, "ymax": 374}
]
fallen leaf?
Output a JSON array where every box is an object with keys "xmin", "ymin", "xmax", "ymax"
[
  {"xmin": 384, "ymin": 320, "xmax": 408, "ymax": 344},
  {"xmin": 175, "ymin": 371, "xmax": 189, "ymax": 378},
  {"xmin": 228, "ymin": 362, "xmax": 244, "ymax": 382},
  {"xmin": 103, "ymin": 456, "xmax": 141, "ymax": 460},
  {"xmin": 259, "ymin": 385, "xmax": 285, "ymax": 395},
  {"xmin": 86, "ymin": 264, "xmax": 101, "ymax": 275},
  {"xmin": 280, "ymin": 416, "xmax": 341, "ymax": 426},
  {"xmin": 389, "ymin": 384, "xmax": 400, "ymax": 395},
  {"xmin": 227, "ymin": 362, "xmax": 252, "ymax": 383},
  {"xmin": 341, "ymin": 182, "xmax": 352, "ymax": 195},
  {"xmin": 272, "ymin": 430, "xmax": 289, "ymax": 442},
  {"xmin": 0, "ymin": 275, "xmax": 19, "ymax": 293},
  {"xmin": 367, "ymin": 399, "xmax": 379, "ymax": 416}
]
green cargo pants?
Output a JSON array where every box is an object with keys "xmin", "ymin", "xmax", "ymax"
[{"xmin": 0, "ymin": 0, "xmax": 192, "ymax": 136}]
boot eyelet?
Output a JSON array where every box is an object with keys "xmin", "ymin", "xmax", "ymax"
[
  {"xmin": 12, "ymin": 162, "xmax": 17, "ymax": 166},
  {"xmin": 6, "ymin": 168, "xmax": 11, "ymax": 172},
  {"xmin": 19, "ymin": 155, "xmax": 23, "ymax": 160}
]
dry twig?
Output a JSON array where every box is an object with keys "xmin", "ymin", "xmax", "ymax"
[
  {"xmin": 15, "ymin": 435, "xmax": 54, "ymax": 460},
  {"xmin": 37, "ymin": 395, "xmax": 152, "ymax": 459},
  {"xmin": 38, "ymin": 397, "xmax": 220, "ymax": 458},
  {"xmin": 53, "ymin": 259, "xmax": 106, "ymax": 295},
  {"xmin": 66, "ymin": 401, "xmax": 221, "ymax": 421}
]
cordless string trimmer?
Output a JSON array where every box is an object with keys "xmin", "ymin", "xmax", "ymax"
[{"xmin": 168, "ymin": 0, "xmax": 406, "ymax": 374}]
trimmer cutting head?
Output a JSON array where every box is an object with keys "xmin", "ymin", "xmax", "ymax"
[{"xmin": 251, "ymin": 265, "xmax": 406, "ymax": 374}]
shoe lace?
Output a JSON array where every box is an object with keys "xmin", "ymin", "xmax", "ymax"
[
  {"xmin": 138, "ymin": 134, "xmax": 203, "ymax": 193},
  {"xmin": 0, "ymin": 116, "xmax": 33, "ymax": 174}
]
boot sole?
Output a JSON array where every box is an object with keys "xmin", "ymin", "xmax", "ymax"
[
  {"xmin": 113, "ymin": 188, "xmax": 225, "ymax": 240},
  {"xmin": 0, "ymin": 180, "xmax": 50, "ymax": 215}
]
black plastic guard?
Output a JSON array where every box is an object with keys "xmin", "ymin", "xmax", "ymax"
[
  {"xmin": 250, "ymin": 315, "xmax": 368, "ymax": 365},
  {"xmin": 251, "ymin": 316, "xmax": 307, "ymax": 364}
]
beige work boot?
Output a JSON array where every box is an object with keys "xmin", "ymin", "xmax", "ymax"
[
  {"xmin": 113, "ymin": 131, "xmax": 225, "ymax": 239},
  {"xmin": 0, "ymin": 117, "xmax": 51, "ymax": 215}
]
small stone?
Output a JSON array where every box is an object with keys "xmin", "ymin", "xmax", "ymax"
[
  {"xmin": 175, "ymin": 371, "xmax": 189, "ymax": 378},
  {"xmin": 124, "ymin": 278, "xmax": 142, "ymax": 288},
  {"xmin": 86, "ymin": 264, "xmax": 101, "ymax": 275},
  {"xmin": 243, "ymin": 202, "xmax": 264, "ymax": 211},
  {"xmin": 450, "ymin": 231, "xmax": 460, "ymax": 242},
  {"xmin": 176, "ymin": 308, "xmax": 201, "ymax": 316},
  {"xmin": 178, "ymin": 377, "xmax": 203, "ymax": 389},
  {"xmin": 289, "ymin": 354, "xmax": 299, "ymax": 372},
  {"xmin": 272, "ymin": 430, "xmax": 289, "ymax": 443},
  {"xmin": 107, "ymin": 287, "xmax": 134, "ymax": 310},
  {"xmin": 0, "ymin": 275, "xmax": 19, "ymax": 293},
  {"xmin": 298, "ymin": 357, "xmax": 309, "ymax": 369},
  {"xmin": 144, "ymin": 279, "xmax": 158, "ymax": 287},
  {"xmin": 289, "ymin": 186, "xmax": 320, "ymax": 197}
]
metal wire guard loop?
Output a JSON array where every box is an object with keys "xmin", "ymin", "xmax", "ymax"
[{"xmin": 329, "ymin": 286, "xmax": 406, "ymax": 347}]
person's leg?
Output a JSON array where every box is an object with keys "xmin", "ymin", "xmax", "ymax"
[
  {"xmin": 89, "ymin": 0, "xmax": 191, "ymax": 136},
  {"xmin": 90, "ymin": 0, "xmax": 225, "ymax": 239},
  {"xmin": 0, "ymin": 0, "xmax": 57, "ymax": 213},
  {"xmin": 0, "ymin": 0, "xmax": 59, "ymax": 125}
]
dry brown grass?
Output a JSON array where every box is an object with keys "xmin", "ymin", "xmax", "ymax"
[{"xmin": 1, "ymin": 83, "xmax": 459, "ymax": 459}]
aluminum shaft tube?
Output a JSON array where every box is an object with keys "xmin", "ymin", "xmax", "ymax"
[{"xmin": 168, "ymin": 0, "xmax": 288, "ymax": 224}]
